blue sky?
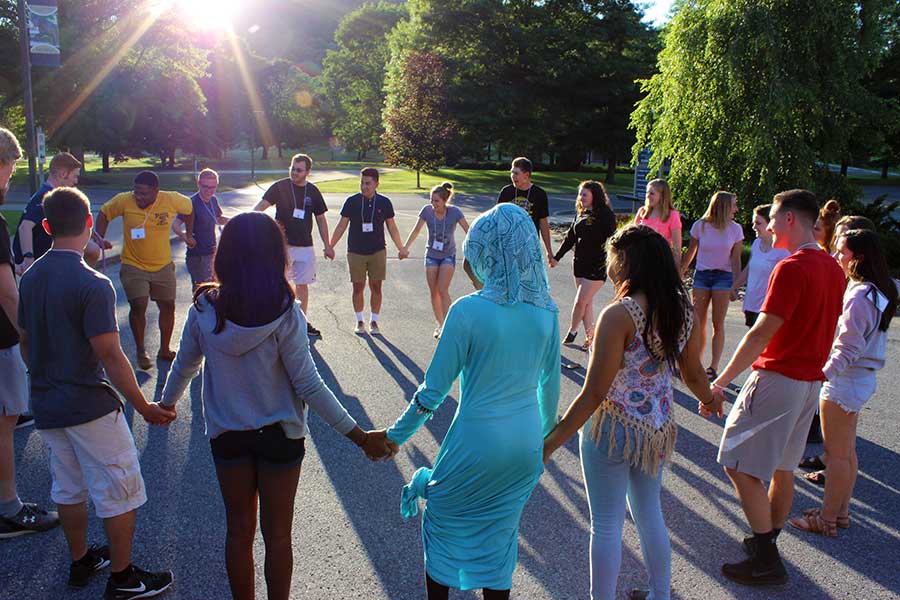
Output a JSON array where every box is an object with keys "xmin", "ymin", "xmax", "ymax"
[{"xmin": 642, "ymin": 0, "xmax": 674, "ymax": 26}]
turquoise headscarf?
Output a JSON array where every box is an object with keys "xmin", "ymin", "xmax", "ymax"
[{"xmin": 463, "ymin": 203, "xmax": 557, "ymax": 313}]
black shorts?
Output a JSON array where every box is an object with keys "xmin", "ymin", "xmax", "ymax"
[
  {"xmin": 210, "ymin": 424, "xmax": 306, "ymax": 466},
  {"xmin": 744, "ymin": 310, "xmax": 759, "ymax": 328},
  {"xmin": 573, "ymin": 261, "xmax": 606, "ymax": 281}
]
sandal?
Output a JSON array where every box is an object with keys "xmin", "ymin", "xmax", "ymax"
[
  {"xmin": 803, "ymin": 507, "xmax": 850, "ymax": 529},
  {"xmin": 581, "ymin": 335, "xmax": 593, "ymax": 352},
  {"xmin": 705, "ymin": 367, "xmax": 717, "ymax": 380},
  {"xmin": 788, "ymin": 511, "xmax": 838, "ymax": 537},
  {"xmin": 799, "ymin": 455, "xmax": 826, "ymax": 470},
  {"xmin": 803, "ymin": 470, "xmax": 826, "ymax": 486}
]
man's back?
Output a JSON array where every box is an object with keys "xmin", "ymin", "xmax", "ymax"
[
  {"xmin": 753, "ymin": 247, "xmax": 846, "ymax": 380},
  {"xmin": 18, "ymin": 250, "xmax": 121, "ymax": 429}
]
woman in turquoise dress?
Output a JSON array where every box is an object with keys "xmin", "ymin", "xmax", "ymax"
[{"xmin": 384, "ymin": 203, "xmax": 561, "ymax": 599}]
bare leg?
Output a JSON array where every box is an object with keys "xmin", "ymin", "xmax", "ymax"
[
  {"xmin": 157, "ymin": 299, "xmax": 176, "ymax": 355},
  {"xmin": 215, "ymin": 459, "xmax": 258, "ymax": 600},
  {"xmin": 369, "ymin": 280, "xmax": 383, "ymax": 315},
  {"xmin": 820, "ymin": 398, "xmax": 859, "ymax": 521},
  {"xmin": 351, "ymin": 282, "xmax": 366, "ymax": 314},
  {"xmin": 103, "ymin": 509, "xmax": 137, "ymax": 572},
  {"xmin": 725, "ymin": 468, "xmax": 772, "ymax": 532},
  {"xmin": 692, "ymin": 289, "xmax": 712, "ymax": 368},
  {"xmin": 58, "ymin": 502, "xmax": 89, "ymax": 561},
  {"xmin": 0, "ymin": 416, "xmax": 18, "ymax": 506},
  {"xmin": 768, "ymin": 470, "xmax": 795, "ymax": 530},
  {"xmin": 426, "ymin": 267, "xmax": 442, "ymax": 324},
  {"xmin": 437, "ymin": 264, "xmax": 455, "ymax": 325},
  {"xmin": 257, "ymin": 461, "xmax": 302, "ymax": 600},
  {"xmin": 578, "ymin": 279, "xmax": 604, "ymax": 336},
  {"xmin": 295, "ymin": 284, "xmax": 309, "ymax": 317},
  {"xmin": 709, "ymin": 290, "xmax": 731, "ymax": 371},
  {"xmin": 127, "ymin": 297, "xmax": 149, "ymax": 355}
]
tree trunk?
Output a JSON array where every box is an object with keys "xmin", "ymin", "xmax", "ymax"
[
  {"xmin": 159, "ymin": 152, "xmax": 166, "ymax": 169},
  {"xmin": 101, "ymin": 151, "xmax": 110, "ymax": 173},
  {"xmin": 277, "ymin": 144, "xmax": 283, "ymax": 159},
  {"xmin": 606, "ymin": 154, "xmax": 617, "ymax": 184},
  {"xmin": 168, "ymin": 151, "xmax": 176, "ymax": 169},
  {"xmin": 883, "ymin": 161, "xmax": 889, "ymax": 179},
  {"xmin": 840, "ymin": 158, "xmax": 849, "ymax": 177},
  {"xmin": 416, "ymin": 169, "xmax": 421, "ymax": 189},
  {"xmin": 261, "ymin": 145, "xmax": 269, "ymax": 160}
]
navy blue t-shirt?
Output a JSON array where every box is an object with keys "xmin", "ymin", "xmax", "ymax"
[
  {"xmin": 18, "ymin": 250, "xmax": 122, "ymax": 429},
  {"xmin": 340, "ymin": 193, "xmax": 395, "ymax": 255},
  {"xmin": 179, "ymin": 193, "xmax": 222, "ymax": 257},
  {"xmin": 12, "ymin": 182, "xmax": 53, "ymax": 263}
]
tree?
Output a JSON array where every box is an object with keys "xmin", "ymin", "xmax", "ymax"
[
  {"xmin": 631, "ymin": 0, "xmax": 887, "ymax": 218},
  {"xmin": 381, "ymin": 51, "xmax": 458, "ymax": 188},
  {"xmin": 322, "ymin": 2, "xmax": 407, "ymax": 159}
]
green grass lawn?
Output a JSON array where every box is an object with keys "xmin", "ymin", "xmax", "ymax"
[
  {"xmin": 316, "ymin": 168, "xmax": 634, "ymax": 196},
  {"xmin": 2, "ymin": 209, "xmax": 20, "ymax": 236}
]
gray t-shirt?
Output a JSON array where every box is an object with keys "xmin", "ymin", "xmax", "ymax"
[
  {"xmin": 18, "ymin": 250, "xmax": 122, "ymax": 429},
  {"xmin": 418, "ymin": 205, "xmax": 465, "ymax": 260}
]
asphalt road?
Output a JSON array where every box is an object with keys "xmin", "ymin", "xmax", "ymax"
[{"xmin": 2, "ymin": 189, "xmax": 899, "ymax": 599}]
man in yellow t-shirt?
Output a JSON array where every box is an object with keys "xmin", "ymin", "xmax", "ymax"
[{"xmin": 94, "ymin": 171, "xmax": 195, "ymax": 370}]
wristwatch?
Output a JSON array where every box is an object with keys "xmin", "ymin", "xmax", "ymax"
[{"xmin": 22, "ymin": 252, "xmax": 34, "ymax": 259}]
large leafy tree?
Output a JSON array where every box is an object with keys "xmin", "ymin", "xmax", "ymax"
[
  {"xmin": 322, "ymin": 2, "xmax": 407, "ymax": 159},
  {"xmin": 381, "ymin": 51, "xmax": 458, "ymax": 188},
  {"xmin": 631, "ymin": 0, "xmax": 895, "ymax": 217}
]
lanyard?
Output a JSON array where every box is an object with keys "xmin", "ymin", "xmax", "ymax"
[
  {"xmin": 201, "ymin": 198, "xmax": 217, "ymax": 220},
  {"xmin": 361, "ymin": 194, "xmax": 377, "ymax": 224},
  {"xmin": 433, "ymin": 207, "xmax": 447, "ymax": 243},
  {"xmin": 518, "ymin": 185, "xmax": 533, "ymax": 211},
  {"xmin": 290, "ymin": 182, "xmax": 308, "ymax": 213}
]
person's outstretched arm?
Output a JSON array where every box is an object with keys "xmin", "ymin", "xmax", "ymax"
[{"xmin": 329, "ymin": 216, "xmax": 350, "ymax": 249}]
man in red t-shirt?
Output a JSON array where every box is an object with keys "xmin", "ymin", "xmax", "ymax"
[{"xmin": 706, "ymin": 189, "xmax": 845, "ymax": 586}]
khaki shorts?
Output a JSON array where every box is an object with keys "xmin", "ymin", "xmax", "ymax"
[
  {"xmin": 40, "ymin": 409, "xmax": 147, "ymax": 519},
  {"xmin": 0, "ymin": 345, "xmax": 29, "ymax": 416},
  {"xmin": 120, "ymin": 262, "xmax": 177, "ymax": 302},
  {"xmin": 347, "ymin": 250, "xmax": 386, "ymax": 283},
  {"xmin": 288, "ymin": 245, "xmax": 316, "ymax": 285},
  {"xmin": 717, "ymin": 369, "xmax": 820, "ymax": 481}
]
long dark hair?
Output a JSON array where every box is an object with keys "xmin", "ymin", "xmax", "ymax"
[
  {"xmin": 577, "ymin": 180, "xmax": 611, "ymax": 217},
  {"xmin": 842, "ymin": 229, "xmax": 898, "ymax": 331},
  {"xmin": 607, "ymin": 225, "xmax": 692, "ymax": 369},
  {"xmin": 194, "ymin": 212, "xmax": 294, "ymax": 334}
]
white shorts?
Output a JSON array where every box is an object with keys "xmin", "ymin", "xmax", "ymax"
[
  {"xmin": 0, "ymin": 345, "xmax": 29, "ymax": 416},
  {"xmin": 40, "ymin": 410, "xmax": 147, "ymax": 518},
  {"xmin": 288, "ymin": 245, "xmax": 316, "ymax": 285}
]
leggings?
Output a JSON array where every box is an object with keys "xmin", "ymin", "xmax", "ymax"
[
  {"xmin": 580, "ymin": 421, "xmax": 671, "ymax": 600},
  {"xmin": 425, "ymin": 573, "xmax": 510, "ymax": 600}
]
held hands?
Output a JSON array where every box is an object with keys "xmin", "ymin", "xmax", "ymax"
[
  {"xmin": 324, "ymin": 245, "xmax": 335, "ymax": 260},
  {"xmin": 15, "ymin": 257, "xmax": 34, "ymax": 276},
  {"xmin": 729, "ymin": 288, "xmax": 739, "ymax": 302},
  {"xmin": 548, "ymin": 257, "xmax": 559, "ymax": 268},
  {"xmin": 699, "ymin": 384, "xmax": 726, "ymax": 419},
  {"xmin": 398, "ymin": 246, "xmax": 410, "ymax": 260},
  {"xmin": 362, "ymin": 429, "xmax": 399, "ymax": 461},
  {"xmin": 138, "ymin": 402, "xmax": 177, "ymax": 426},
  {"xmin": 184, "ymin": 235, "xmax": 197, "ymax": 249}
]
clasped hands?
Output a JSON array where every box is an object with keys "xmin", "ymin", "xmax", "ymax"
[
  {"xmin": 698, "ymin": 384, "xmax": 726, "ymax": 418},
  {"xmin": 397, "ymin": 246, "xmax": 410, "ymax": 260},
  {"xmin": 362, "ymin": 429, "xmax": 399, "ymax": 461}
]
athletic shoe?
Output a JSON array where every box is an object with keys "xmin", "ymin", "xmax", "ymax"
[
  {"xmin": 741, "ymin": 536, "xmax": 756, "ymax": 556},
  {"xmin": 627, "ymin": 591, "xmax": 649, "ymax": 600},
  {"xmin": 104, "ymin": 565, "xmax": 173, "ymax": 599},
  {"xmin": 15, "ymin": 415, "xmax": 35, "ymax": 429},
  {"xmin": 721, "ymin": 555, "xmax": 788, "ymax": 586},
  {"xmin": 369, "ymin": 321, "xmax": 381, "ymax": 335},
  {"xmin": 354, "ymin": 321, "xmax": 367, "ymax": 335},
  {"xmin": 563, "ymin": 331, "xmax": 577, "ymax": 344},
  {"xmin": 307, "ymin": 323, "xmax": 322, "ymax": 338},
  {"xmin": 0, "ymin": 503, "xmax": 60, "ymax": 538},
  {"xmin": 69, "ymin": 544, "xmax": 111, "ymax": 587},
  {"xmin": 433, "ymin": 327, "xmax": 441, "ymax": 339},
  {"xmin": 136, "ymin": 352, "xmax": 153, "ymax": 371}
]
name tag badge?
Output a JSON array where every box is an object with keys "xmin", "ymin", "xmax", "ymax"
[
  {"xmin": 362, "ymin": 223, "xmax": 374, "ymax": 233},
  {"xmin": 131, "ymin": 227, "xmax": 146, "ymax": 240},
  {"xmin": 432, "ymin": 240, "xmax": 444, "ymax": 251},
  {"xmin": 293, "ymin": 208, "xmax": 305, "ymax": 220}
]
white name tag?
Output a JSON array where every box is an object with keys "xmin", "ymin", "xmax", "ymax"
[
  {"xmin": 362, "ymin": 223, "xmax": 374, "ymax": 233},
  {"xmin": 432, "ymin": 240, "xmax": 444, "ymax": 251},
  {"xmin": 293, "ymin": 208, "xmax": 305, "ymax": 219},
  {"xmin": 131, "ymin": 227, "xmax": 146, "ymax": 240}
]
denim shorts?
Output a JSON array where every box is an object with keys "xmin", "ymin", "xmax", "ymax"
[
  {"xmin": 821, "ymin": 369, "xmax": 877, "ymax": 413},
  {"xmin": 425, "ymin": 254, "xmax": 456, "ymax": 268},
  {"xmin": 693, "ymin": 269, "xmax": 733, "ymax": 291},
  {"xmin": 210, "ymin": 424, "xmax": 306, "ymax": 466}
]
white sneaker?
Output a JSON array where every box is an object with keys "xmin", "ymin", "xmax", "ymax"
[
  {"xmin": 354, "ymin": 321, "xmax": 367, "ymax": 335},
  {"xmin": 369, "ymin": 321, "xmax": 381, "ymax": 335},
  {"xmin": 433, "ymin": 327, "xmax": 441, "ymax": 339}
]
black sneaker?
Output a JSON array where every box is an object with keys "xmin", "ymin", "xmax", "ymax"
[
  {"xmin": 722, "ymin": 555, "xmax": 788, "ymax": 586},
  {"xmin": 104, "ymin": 565, "xmax": 174, "ymax": 599},
  {"xmin": 741, "ymin": 536, "xmax": 756, "ymax": 556},
  {"xmin": 15, "ymin": 415, "xmax": 35, "ymax": 429},
  {"xmin": 69, "ymin": 544, "xmax": 111, "ymax": 587},
  {"xmin": 0, "ymin": 502, "xmax": 60, "ymax": 538},
  {"xmin": 628, "ymin": 590, "xmax": 649, "ymax": 600},
  {"xmin": 306, "ymin": 323, "xmax": 322, "ymax": 338},
  {"xmin": 563, "ymin": 331, "xmax": 577, "ymax": 344}
]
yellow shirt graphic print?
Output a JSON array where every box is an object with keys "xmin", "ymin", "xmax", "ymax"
[{"xmin": 100, "ymin": 191, "xmax": 193, "ymax": 272}]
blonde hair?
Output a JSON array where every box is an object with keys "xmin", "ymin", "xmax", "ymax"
[
  {"xmin": 701, "ymin": 191, "xmax": 736, "ymax": 231},
  {"xmin": 198, "ymin": 167, "xmax": 219, "ymax": 181},
  {"xmin": 644, "ymin": 179, "xmax": 674, "ymax": 222},
  {"xmin": 430, "ymin": 181, "xmax": 454, "ymax": 203},
  {"xmin": 0, "ymin": 127, "xmax": 23, "ymax": 166}
]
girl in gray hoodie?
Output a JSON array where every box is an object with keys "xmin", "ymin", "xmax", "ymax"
[{"xmin": 161, "ymin": 212, "xmax": 388, "ymax": 600}]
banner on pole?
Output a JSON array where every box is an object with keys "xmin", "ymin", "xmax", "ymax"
[{"xmin": 27, "ymin": 0, "xmax": 61, "ymax": 67}]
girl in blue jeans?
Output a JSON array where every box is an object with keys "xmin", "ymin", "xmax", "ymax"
[{"xmin": 544, "ymin": 225, "xmax": 717, "ymax": 599}]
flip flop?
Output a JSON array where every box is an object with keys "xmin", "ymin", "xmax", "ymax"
[
  {"xmin": 802, "ymin": 470, "xmax": 826, "ymax": 486},
  {"xmin": 799, "ymin": 455, "xmax": 826, "ymax": 470}
]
